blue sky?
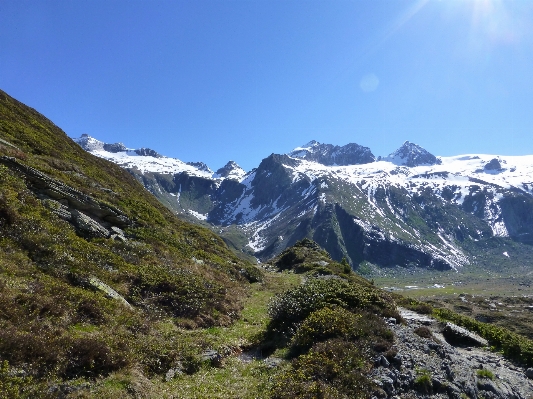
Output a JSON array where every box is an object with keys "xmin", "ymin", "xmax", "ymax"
[{"xmin": 1, "ymin": 0, "xmax": 532, "ymax": 171}]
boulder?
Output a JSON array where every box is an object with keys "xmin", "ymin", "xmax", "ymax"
[{"xmin": 442, "ymin": 322, "xmax": 488, "ymax": 347}]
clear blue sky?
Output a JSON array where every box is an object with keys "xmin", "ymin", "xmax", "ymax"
[{"xmin": 1, "ymin": 0, "xmax": 532, "ymax": 171}]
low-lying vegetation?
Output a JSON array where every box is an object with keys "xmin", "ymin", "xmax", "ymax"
[{"xmin": 259, "ymin": 239, "xmax": 400, "ymax": 397}]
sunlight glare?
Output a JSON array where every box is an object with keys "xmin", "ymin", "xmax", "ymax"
[{"xmin": 470, "ymin": 0, "xmax": 517, "ymax": 46}]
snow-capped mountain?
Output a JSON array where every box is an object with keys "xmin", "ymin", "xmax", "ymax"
[
  {"xmin": 74, "ymin": 135, "xmax": 533, "ymax": 272},
  {"xmin": 289, "ymin": 140, "xmax": 375, "ymax": 165},
  {"xmin": 73, "ymin": 134, "xmax": 243, "ymax": 179},
  {"xmin": 383, "ymin": 140, "xmax": 442, "ymax": 167}
]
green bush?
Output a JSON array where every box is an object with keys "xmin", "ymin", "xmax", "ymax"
[
  {"xmin": 271, "ymin": 339, "xmax": 374, "ymax": 399},
  {"xmin": 414, "ymin": 368, "xmax": 432, "ymax": 393},
  {"xmin": 414, "ymin": 326, "xmax": 432, "ymax": 339},
  {"xmin": 291, "ymin": 306, "xmax": 393, "ymax": 357},
  {"xmin": 291, "ymin": 307, "xmax": 361, "ymax": 351},
  {"xmin": 268, "ymin": 277, "xmax": 395, "ymax": 338}
]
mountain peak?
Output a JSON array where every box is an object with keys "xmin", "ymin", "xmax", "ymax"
[
  {"xmin": 214, "ymin": 160, "xmax": 245, "ymax": 180},
  {"xmin": 74, "ymin": 134, "xmax": 105, "ymax": 151},
  {"xmin": 288, "ymin": 141, "xmax": 375, "ymax": 166},
  {"xmin": 385, "ymin": 141, "xmax": 441, "ymax": 167}
]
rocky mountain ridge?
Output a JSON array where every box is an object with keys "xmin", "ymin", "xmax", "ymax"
[{"xmin": 74, "ymin": 134, "xmax": 533, "ymax": 273}]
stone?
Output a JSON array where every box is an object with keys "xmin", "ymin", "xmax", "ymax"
[
  {"xmin": 443, "ymin": 322, "xmax": 488, "ymax": 347},
  {"xmin": 263, "ymin": 357, "xmax": 283, "ymax": 368},
  {"xmin": 380, "ymin": 355, "xmax": 390, "ymax": 368},
  {"xmin": 164, "ymin": 366, "xmax": 183, "ymax": 381},
  {"xmin": 526, "ymin": 368, "xmax": 533, "ymax": 379},
  {"xmin": 201, "ymin": 350, "xmax": 222, "ymax": 367},
  {"xmin": 379, "ymin": 376, "xmax": 395, "ymax": 395}
]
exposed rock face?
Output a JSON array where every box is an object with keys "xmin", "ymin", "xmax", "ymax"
[
  {"xmin": 103, "ymin": 142, "xmax": 128, "ymax": 153},
  {"xmin": 75, "ymin": 134, "xmax": 105, "ymax": 151},
  {"xmin": 185, "ymin": 161, "xmax": 212, "ymax": 173},
  {"xmin": 485, "ymin": 158, "xmax": 503, "ymax": 171},
  {"xmin": 135, "ymin": 147, "xmax": 162, "ymax": 158},
  {"xmin": 385, "ymin": 141, "xmax": 442, "ymax": 167},
  {"xmin": 0, "ymin": 156, "xmax": 131, "ymax": 239},
  {"xmin": 289, "ymin": 140, "xmax": 376, "ymax": 165},
  {"xmin": 442, "ymin": 322, "xmax": 489, "ymax": 347},
  {"xmin": 375, "ymin": 308, "xmax": 533, "ymax": 398}
]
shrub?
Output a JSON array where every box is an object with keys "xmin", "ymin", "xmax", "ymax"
[
  {"xmin": 291, "ymin": 307, "xmax": 362, "ymax": 352},
  {"xmin": 271, "ymin": 339, "xmax": 374, "ymax": 399},
  {"xmin": 414, "ymin": 368, "xmax": 432, "ymax": 393},
  {"xmin": 289, "ymin": 307, "xmax": 394, "ymax": 356},
  {"xmin": 64, "ymin": 337, "xmax": 128, "ymax": 379},
  {"xmin": 268, "ymin": 277, "xmax": 394, "ymax": 338},
  {"xmin": 414, "ymin": 326, "xmax": 432, "ymax": 339}
]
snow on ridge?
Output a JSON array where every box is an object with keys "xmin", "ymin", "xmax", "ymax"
[
  {"xmin": 283, "ymin": 154, "xmax": 533, "ymax": 196},
  {"xmin": 188, "ymin": 210, "xmax": 208, "ymax": 221},
  {"xmin": 73, "ymin": 134, "xmax": 253, "ymax": 181},
  {"xmin": 90, "ymin": 149, "xmax": 214, "ymax": 177}
]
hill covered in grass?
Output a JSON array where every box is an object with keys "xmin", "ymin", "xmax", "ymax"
[{"xmin": 0, "ymin": 89, "xmax": 262, "ymax": 396}]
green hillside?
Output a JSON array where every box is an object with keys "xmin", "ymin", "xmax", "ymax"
[{"xmin": 0, "ymin": 89, "xmax": 263, "ymax": 396}]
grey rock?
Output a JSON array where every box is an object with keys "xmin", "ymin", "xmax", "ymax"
[
  {"xmin": 201, "ymin": 350, "xmax": 222, "ymax": 367},
  {"xmin": 379, "ymin": 375, "xmax": 395, "ymax": 395},
  {"xmin": 186, "ymin": 161, "xmax": 212, "ymax": 173},
  {"xmin": 72, "ymin": 210, "xmax": 110, "ymax": 238},
  {"xmin": 103, "ymin": 142, "xmax": 128, "ymax": 152},
  {"xmin": 0, "ymin": 156, "xmax": 132, "ymax": 240},
  {"xmin": 164, "ymin": 365, "xmax": 183, "ymax": 381},
  {"xmin": 215, "ymin": 161, "xmax": 244, "ymax": 179},
  {"xmin": 443, "ymin": 322, "xmax": 489, "ymax": 347},
  {"xmin": 392, "ymin": 354, "xmax": 402, "ymax": 366},
  {"xmin": 263, "ymin": 357, "xmax": 283, "ymax": 368},
  {"xmin": 135, "ymin": 147, "xmax": 162, "ymax": 158},
  {"xmin": 87, "ymin": 276, "xmax": 133, "ymax": 308},
  {"xmin": 379, "ymin": 355, "xmax": 390, "ymax": 368},
  {"xmin": 385, "ymin": 141, "xmax": 441, "ymax": 167},
  {"xmin": 526, "ymin": 368, "xmax": 533, "ymax": 379},
  {"xmin": 485, "ymin": 158, "xmax": 503, "ymax": 171},
  {"xmin": 288, "ymin": 140, "xmax": 375, "ymax": 166}
]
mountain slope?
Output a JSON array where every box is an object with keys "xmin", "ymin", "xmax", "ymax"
[
  {"xmin": 0, "ymin": 89, "xmax": 263, "ymax": 394},
  {"xmin": 75, "ymin": 134, "xmax": 533, "ymax": 273}
]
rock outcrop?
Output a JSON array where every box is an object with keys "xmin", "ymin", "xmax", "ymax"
[
  {"xmin": 289, "ymin": 140, "xmax": 376, "ymax": 165},
  {"xmin": 370, "ymin": 308, "xmax": 533, "ymax": 398},
  {"xmin": 0, "ymin": 156, "xmax": 131, "ymax": 239}
]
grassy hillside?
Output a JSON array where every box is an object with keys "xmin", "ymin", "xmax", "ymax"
[{"xmin": 0, "ymin": 89, "xmax": 262, "ymax": 396}]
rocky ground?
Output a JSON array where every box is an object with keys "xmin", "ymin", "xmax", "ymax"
[{"xmin": 370, "ymin": 308, "xmax": 533, "ymax": 398}]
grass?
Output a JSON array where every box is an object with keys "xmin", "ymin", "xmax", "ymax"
[
  {"xmin": 414, "ymin": 367, "xmax": 432, "ymax": 393},
  {"xmin": 476, "ymin": 369, "xmax": 495, "ymax": 380}
]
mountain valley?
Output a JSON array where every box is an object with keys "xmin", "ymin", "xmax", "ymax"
[
  {"xmin": 2, "ymin": 89, "xmax": 533, "ymax": 398},
  {"xmin": 74, "ymin": 134, "xmax": 533, "ymax": 281}
]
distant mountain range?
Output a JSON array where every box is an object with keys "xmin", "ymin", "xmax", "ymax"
[{"xmin": 74, "ymin": 134, "xmax": 533, "ymax": 272}]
